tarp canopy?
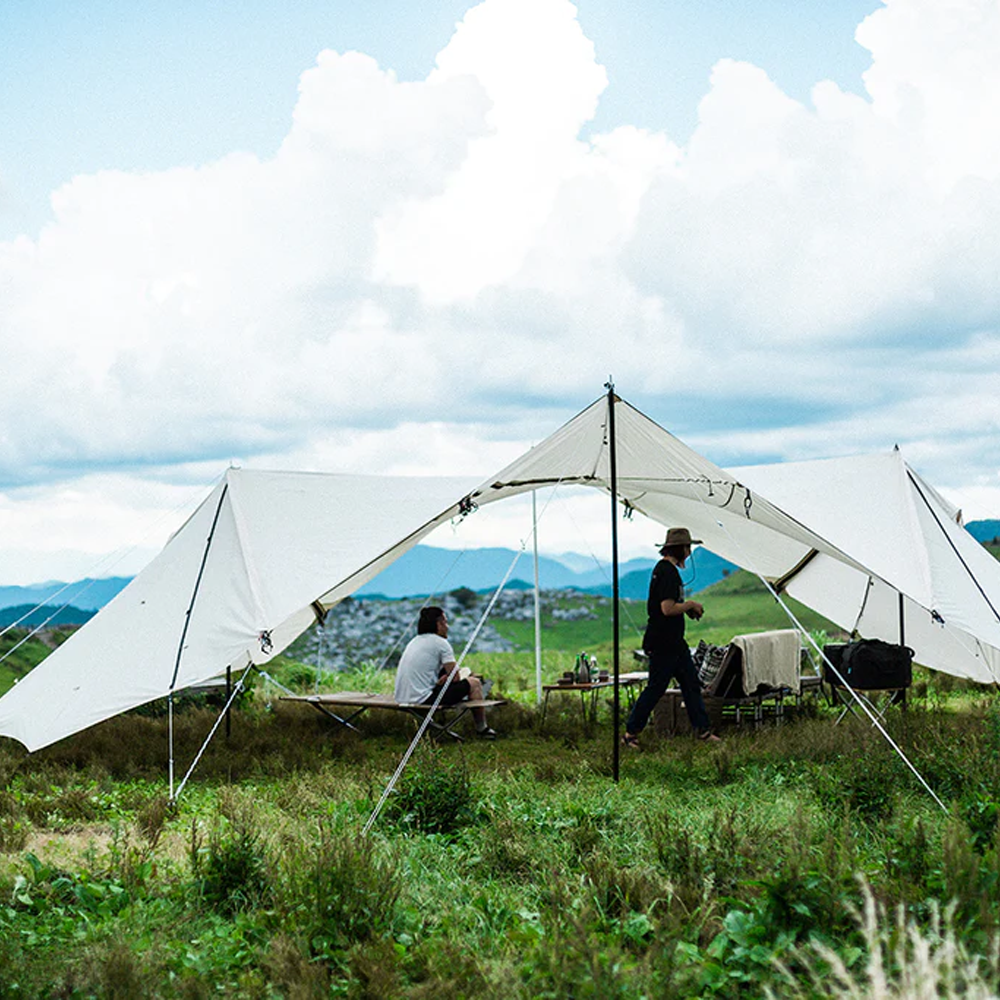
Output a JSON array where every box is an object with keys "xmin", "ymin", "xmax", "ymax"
[
  {"xmin": 0, "ymin": 472, "xmax": 480, "ymax": 751},
  {"xmin": 1, "ymin": 394, "xmax": 998, "ymax": 752},
  {"xmin": 729, "ymin": 453, "xmax": 1000, "ymax": 685}
]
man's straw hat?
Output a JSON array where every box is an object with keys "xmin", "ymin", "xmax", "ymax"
[{"xmin": 657, "ymin": 527, "xmax": 702, "ymax": 548}]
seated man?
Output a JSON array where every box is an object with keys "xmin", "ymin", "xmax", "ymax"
[{"xmin": 394, "ymin": 606, "xmax": 497, "ymax": 739}]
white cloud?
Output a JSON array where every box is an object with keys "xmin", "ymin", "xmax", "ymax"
[
  {"xmin": 857, "ymin": 0, "xmax": 1000, "ymax": 192},
  {"xmin": 373, "ymin": 0, "xmax": 608, "ymax": 301},
  {"xmin": 0, "ymin": 474, "xmax": 212, "ymax": 584},
  {"xmin": 0, "ymin": 0, "xmax": 999, "ymax": 582}
]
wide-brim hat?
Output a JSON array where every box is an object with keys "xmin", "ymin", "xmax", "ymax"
[{"xmin": 657, "ymin": 527, "xmax": 702, "ymax": 548}]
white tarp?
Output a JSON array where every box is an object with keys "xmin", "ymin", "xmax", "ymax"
[
  {"xmin": 1, "ymin": 394, "xmax": 997, "ymax": 752},
  {"xmin": 730, "ymin": 453, "xmax": 1000, "ymax": 684},
  {"xmin": 0, "ymin": 471, "xmax": 479, "ymax": 751}
]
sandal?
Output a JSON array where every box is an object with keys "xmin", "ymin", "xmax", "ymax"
[
  {"xmin": 621, "ymin": 733, "xmax": 641, "ymax": 750},
  {"xmin": 698, "ymin": 729, "xmax": 722, "ymax": 743}
]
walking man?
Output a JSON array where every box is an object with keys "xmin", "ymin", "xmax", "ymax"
[{"xmin": 622, "ymin": 528, "xmax": 720, "ymax": 747}]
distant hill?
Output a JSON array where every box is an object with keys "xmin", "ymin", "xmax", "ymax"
[
  {"xmin": 579, "ymin": 548, "xmax": 737, "ymax": 599},
  {"xmin": 0, "ymin": 604, "xmax": 95, "ymax": 628},
  {"xmin": 0, "ymin": 547, "xmax": 737, "ymax": 612},
  {"xmin": 967, "ymin": 519, "xmax": 1000, "ymax": 544},
  {"xmin": 0, "ymin": 577, "xmax": 130, "ymax": 613},
  {"xmin": 354, "ymin": 545, "xmax": 734, "ymax": 598}
]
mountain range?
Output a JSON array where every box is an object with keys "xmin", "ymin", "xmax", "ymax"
[
  {"xmin": 968, "ymin": 520, "xmax": 1000, "ymax": 543},
  {"xmin": 1, "ymin": 517, "xmax": 995, "ymax": 614},
  {"xmin": 0, "ymin": 545, "xmax": 736, "ymax": 614}
]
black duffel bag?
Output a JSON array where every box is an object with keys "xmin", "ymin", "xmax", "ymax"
[{"xmin": 823, "ymin": 639, "xmax": 913, "ymax": 690}]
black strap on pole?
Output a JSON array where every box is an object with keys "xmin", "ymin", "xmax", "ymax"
[{"xmin": 606, "ymin": 380, "xmax": 621, "ymax": 783}]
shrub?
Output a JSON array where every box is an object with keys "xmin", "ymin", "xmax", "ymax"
[
  {"xmin": 811, "ymin": 746, "xmax": 903, "ymax": 823},
  {"xmin": 192, "ymin": 793, "xmax": 272, "ymax": 916},
  {"xmin": 778, "ymin": 880, "xmax": 1000, "ymax": 999},
  {"xmin": 649, "ymin": 806, "xmax": 745, "ymax": 903},
  {"xmin": 479, "ymin": 814, "xmax": 539, "ymax": 881},
  {"xmin": 383, "ymin": 750, "xmax": 478, "ymax": 835},
  {"xmin": 963, "ymin": 791, "xmax": 1000, "ymax": 855},
  {"xmin": 0, "ymin": 788, "xmax": 28, "ymax": 853},
  {"xmin": 279, "ymin": 819, "xmax": 400, "ymax": 957}
]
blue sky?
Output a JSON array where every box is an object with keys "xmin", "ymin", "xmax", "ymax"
[
  {"xmin": 2, "ymin": 0, "xmax": 876, "ymax": 238},
  {"xmin": 0, "ymin": 0, "xmax": 998, "ymax": 583}
]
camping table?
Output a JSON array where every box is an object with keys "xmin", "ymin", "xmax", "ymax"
[
  {"xmin": 281, "ymin": 691, "xmax": 506, "ymax": 741},
  {"xmin": 539, "ymin": 672, "xmax": 647, "ymax": 730}
]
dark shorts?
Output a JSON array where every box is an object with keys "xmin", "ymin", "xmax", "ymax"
[{"xmin": 423, "ymin": 678, "xmax": 471, "ymax": 706}]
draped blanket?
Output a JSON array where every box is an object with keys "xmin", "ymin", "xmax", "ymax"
[{"xmin": 731, "ymin": 629, "xmax": 801, "ymax": 694}]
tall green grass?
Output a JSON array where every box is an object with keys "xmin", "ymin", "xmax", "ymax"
[
  {"xmin": 1, "ymin": 694, "xmax": 999, "ymax": 995},
  {"xmin": 0, "ymin": 570, "xmax": 998, "ymax": 994}
]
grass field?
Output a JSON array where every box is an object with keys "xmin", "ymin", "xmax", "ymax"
[
  {"xmin": 480, "ymin": 570, "xmax": 840, "ymax": 667},
  {"xmin": 0, "ymin": 571, "xmax": 998, "ymax": 996}
]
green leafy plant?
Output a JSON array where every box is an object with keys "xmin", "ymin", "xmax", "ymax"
[
  {"xmin": 192, "ymin": 795, "xmax": 272, "ymax": 916},
  {"xmin": 279, "ymin": 818, "xmax": 400, "ymax": 958},
  {"xmin": 383, "ymin": 750, "xmax": 478, "ymax": 835}
]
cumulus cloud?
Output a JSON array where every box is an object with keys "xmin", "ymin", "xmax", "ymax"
[{"xmin": 1, "ymin": 0, "xmax": 999, "ymax": 582}]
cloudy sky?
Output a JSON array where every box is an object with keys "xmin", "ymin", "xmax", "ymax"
[{"xmin": 0, "ymin": 0, "xmax": 998, "ymax": 585}]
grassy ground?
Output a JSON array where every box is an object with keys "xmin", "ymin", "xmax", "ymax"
[
  {"xmin": 0, "ymin": 571, "xmax": 998, "ymax": 996},
  {"xmin": 489, "ymin": 572, "xmax": 838, "ymax": 656},
  {"xmin": 1, "ymin": 655, "xmax": 999, "ymax": 996}
]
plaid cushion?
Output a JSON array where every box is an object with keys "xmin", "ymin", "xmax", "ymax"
[
  {"xmin": 697, "ymin": 643, "xmax": 729, "ymax": 689},
  {"xmin": 692, "ymin": 640, "xmax": 709, "ymax": 670}
]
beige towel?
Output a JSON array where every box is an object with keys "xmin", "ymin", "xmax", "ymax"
[{"xmin": 732, "ymin": 630, "xmax": 801, "ymax": 694}]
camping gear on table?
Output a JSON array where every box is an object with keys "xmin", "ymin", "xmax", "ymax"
[{"xmin": 575, "ymin": 652, "xmax": 594, "ymax": 684}]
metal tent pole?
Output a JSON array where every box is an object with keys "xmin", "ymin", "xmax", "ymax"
[
  {"xmin": 169, "ymin": 481, "xmax": 230, "ymax": 803},
  {"xmin": 533, "ymin": 490, "xmax": 543, "ymax": 704},
  {"xmin": 606, "ymin": 380, "xmax": 621, "ymax": 783}
]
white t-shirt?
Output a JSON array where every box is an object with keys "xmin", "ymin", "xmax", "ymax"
[{"xmin": 394, "ymin": 633, "xmax": 456, "ymax": 704}]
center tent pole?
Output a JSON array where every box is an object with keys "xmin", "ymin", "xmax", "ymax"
[{"xmin": 606, "ymin": 380, "xmax": 621, "ymax": 783}]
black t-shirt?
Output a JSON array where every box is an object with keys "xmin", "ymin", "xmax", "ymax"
[{"xmin": 642, "ymin": 558, "xmax": 684, "ymax": 651}]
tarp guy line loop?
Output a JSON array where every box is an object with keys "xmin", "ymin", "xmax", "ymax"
[
  {"xmin": 456, "ymin": 495, "xmax": 479, "ymax": 521},
  {"xmin": 702, "ymin": 505, "xmax": 947, "ymax": 814}
]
